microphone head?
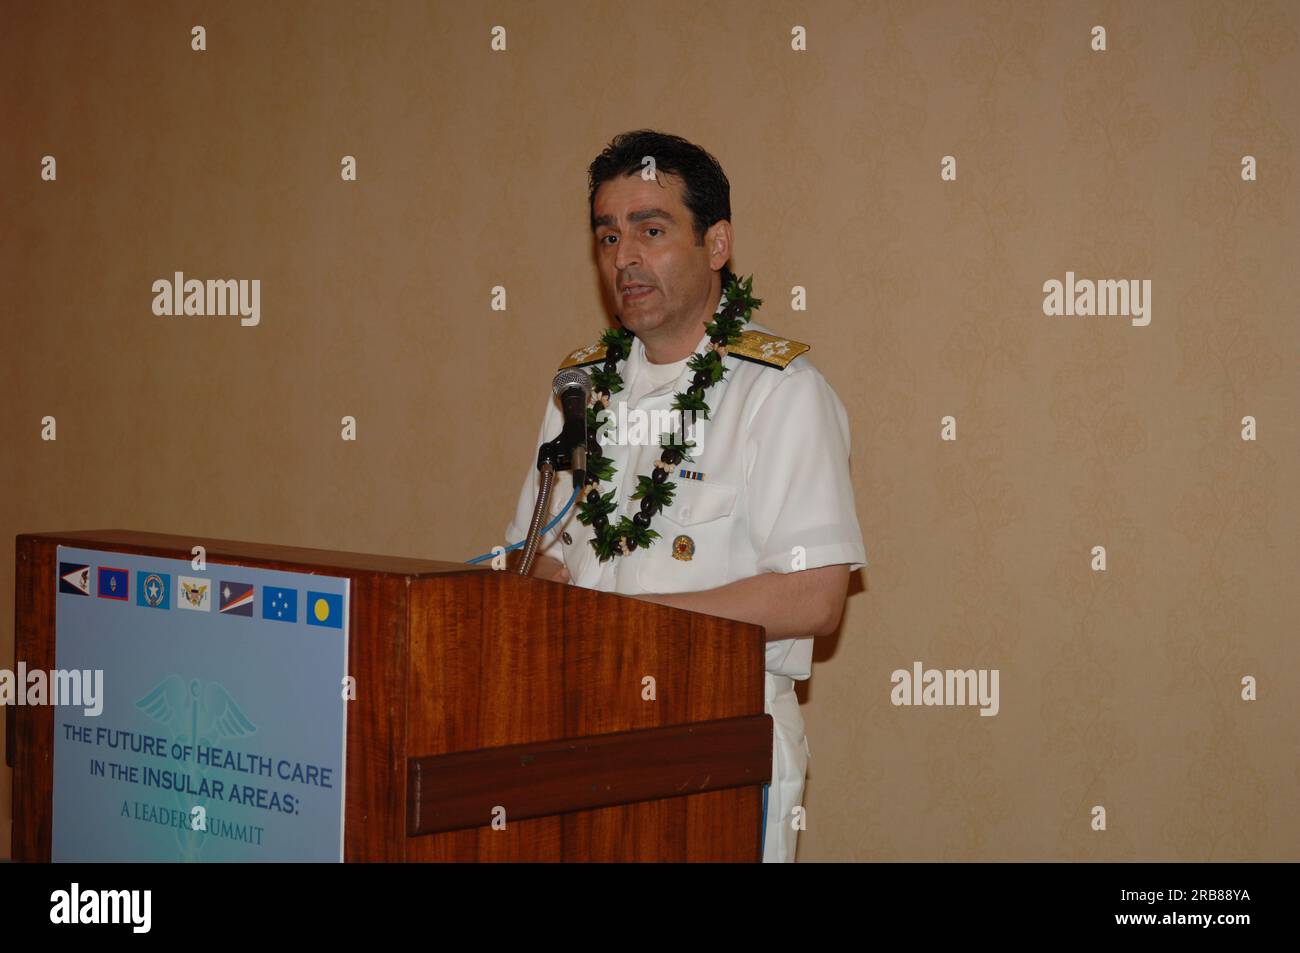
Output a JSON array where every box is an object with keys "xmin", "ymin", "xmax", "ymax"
[{"xmin": 552, "ymin": 367, "xmax": 593, "ymax": 400}]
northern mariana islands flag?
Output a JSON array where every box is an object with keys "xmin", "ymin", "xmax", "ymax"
[
  {"xmin": 306, "ymin": 591, "xmax": 343, "ymax": 629},
  {"xmin": 136, "ymin": 571, "xmax": 170, "ymax": 610}
]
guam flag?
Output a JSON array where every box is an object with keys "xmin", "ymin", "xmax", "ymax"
[{"xmin": 97, "ymin": 567, "xmax": 129, "ymax": 601}]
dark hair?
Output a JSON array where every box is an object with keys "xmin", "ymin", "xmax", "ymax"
[{"xmin": 588, "ymin": 129, "xmax": 735, "ymax": 290}]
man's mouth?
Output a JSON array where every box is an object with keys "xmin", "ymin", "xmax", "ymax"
[{"xmin": 621, "ymin": 285, "xmax": 654, "ymax": 299}]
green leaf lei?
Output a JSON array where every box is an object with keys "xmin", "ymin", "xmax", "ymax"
[{"xmin": 575, "ymin": 273, "xmax": 763, "ymax": 562}]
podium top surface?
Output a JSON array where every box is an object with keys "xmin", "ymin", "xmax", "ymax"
[{"xmin": 17, "ymin": 528, "xmax": 490, "ymax": 579}]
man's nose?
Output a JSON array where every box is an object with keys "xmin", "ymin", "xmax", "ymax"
[{"xmin": 614, "ymin": 235, "xmax": 640, "ymax": 271}]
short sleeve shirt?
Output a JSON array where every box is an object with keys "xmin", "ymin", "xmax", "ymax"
[{"xmin": 503, "ymin": 319, "xmax": 867, "ymax": 679}]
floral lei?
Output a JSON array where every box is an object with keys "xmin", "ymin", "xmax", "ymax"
[{"xmin": 576, "ymin": 273, "xmax": 762, "ymax": 561}]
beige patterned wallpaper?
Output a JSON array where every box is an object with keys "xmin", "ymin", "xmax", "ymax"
[{"xmin": 1, "ymin": 0, "xmax": 1296, "ymax": 861}]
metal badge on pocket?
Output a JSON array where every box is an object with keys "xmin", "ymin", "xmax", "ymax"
[{"xmin": 671, "ymin": 534, "xmax": 695, "ymax": 561}]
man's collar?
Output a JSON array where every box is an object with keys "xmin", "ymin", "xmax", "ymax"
[
  {"xmin": 625, "ymin": 324, "xmax": 713, "ymax": 398},
  {"xmin": 624, "ymin": 289, "xmax": 728, "ymax": 392}
]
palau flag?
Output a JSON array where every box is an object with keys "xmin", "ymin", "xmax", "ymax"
[
  {"xmin": 136, "ymin": 571, "xmax": 171, "ymax": 610},
  {"xmin": 263, "ymin": 586, "xmax": 297, "ymax": 623},
  {"xmin": 97, "ymin": 567, "xmax": 129, "ymax": 601},
  {"xmin": 305, "ymin": 591, "xmax": 343, "ymax": 629}
]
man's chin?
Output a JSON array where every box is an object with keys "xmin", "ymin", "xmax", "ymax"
[{"xmin": 616, "ymin": 312, "xmax": 658, "ymax": 332}]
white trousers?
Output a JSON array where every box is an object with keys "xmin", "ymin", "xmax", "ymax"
[{"xmin": 761, "ymin": 673, "xmax": 809, "ymax": 863}]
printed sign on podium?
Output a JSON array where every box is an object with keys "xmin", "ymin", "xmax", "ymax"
[{"xmin": 51, "ymin": 545, "xmax": 349, "ymax": 861}]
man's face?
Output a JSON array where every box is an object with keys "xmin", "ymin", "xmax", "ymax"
[{"xmin": 592, "ymin": 172, "xmax": 719, "ymax": 345}]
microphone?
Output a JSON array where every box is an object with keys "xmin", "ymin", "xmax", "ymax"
[{"xmin": 552, "ymin": 368, "xmax": 592, "ymax": 488}]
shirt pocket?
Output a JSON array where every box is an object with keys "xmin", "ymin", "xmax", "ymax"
[{"xmin": 636, "ymin": 480, "xmax": 738, "ymax": 592}]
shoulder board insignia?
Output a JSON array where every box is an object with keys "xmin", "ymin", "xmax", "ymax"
[
  {"xmin": 557, "ymin": 340, "xmax": 608, "ymax": 370},
  {"xmin": 558, "ymin": 328, "xmax": 809, "ymax": 370},
  {"xmin": 729, "ymin": 329, "xmax": 810, "ymax": 369}
]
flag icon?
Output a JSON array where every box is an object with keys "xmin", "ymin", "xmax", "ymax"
[
  {"xmin": 176, "ymin": 576, "xmax": 212, "ymax": 612},
  {"xmin": 305, "ymin": 591, "xmax": 343, "ymax": 629},
  {"xmin": 263, "ymin": 586, "xmax": 297, "ymax": 623},
  {"xmin": 219, "ymin": 581, "xmax": 254, "ymax": 617},
  {"xmin": 97, "ymin": 567, "xmax": 129, "ymax": 601},
  {"xmin": 59, "ymin": 562, "xmax": 91, "ymax": 596},
  {"xmin": 136, "ymin": 571, "xmax": 170, "ymax": 610}
]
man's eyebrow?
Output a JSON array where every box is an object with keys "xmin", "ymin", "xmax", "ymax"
[{"xmin": 593, "ymin": 208, "xmax": 676, "ymax": 229}]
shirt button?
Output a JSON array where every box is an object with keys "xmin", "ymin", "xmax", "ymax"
[{"xmin": 562, "ymin": 531, "xmax": 573, "ymax": 545}]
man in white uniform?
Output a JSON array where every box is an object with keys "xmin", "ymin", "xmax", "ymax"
[{"xmin": 502, "ymin": 130, "xmax": 866, "ymax": 862}]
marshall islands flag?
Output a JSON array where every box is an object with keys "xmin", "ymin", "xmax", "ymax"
[{"xmin": 219, "ymin": 581, "xmax": 255, "ymax": 617}]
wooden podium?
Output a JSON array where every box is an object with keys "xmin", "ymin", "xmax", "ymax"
[{"xmin": 8, "ymin": 529, "xmax": 772, "ymax": 861}]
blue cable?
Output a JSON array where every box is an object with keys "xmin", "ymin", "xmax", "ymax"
[{"xmin": 466, "ymin": 482, "xmax": 580, "ymax": 564}]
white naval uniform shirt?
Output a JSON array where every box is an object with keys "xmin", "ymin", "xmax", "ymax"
[{"xmin": 503, "ymin": 318, "xmax": 867, "ymax": 862}]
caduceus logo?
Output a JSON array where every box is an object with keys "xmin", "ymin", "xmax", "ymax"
[{"xmin": 136, "ymin": 676, "xmax": 256, "ymax": 861}]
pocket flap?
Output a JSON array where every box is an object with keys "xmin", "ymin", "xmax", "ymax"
[{"xmin": 662, "ymin": 481, "xmax": 737, "ymax": 526}]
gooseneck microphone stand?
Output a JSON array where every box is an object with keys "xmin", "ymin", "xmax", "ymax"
[{"xmin": 517, "ymin": 369, "xmax": 591, "ymax": 576}]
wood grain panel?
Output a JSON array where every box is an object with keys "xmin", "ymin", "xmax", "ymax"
[{"xmin": 408, "ymin": 715, "xmax": 771, "ymax": 834}]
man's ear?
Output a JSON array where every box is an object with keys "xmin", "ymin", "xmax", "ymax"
[{"xmin": 706, "ymin": 219, "xmax": 733, "ymax": 272}]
